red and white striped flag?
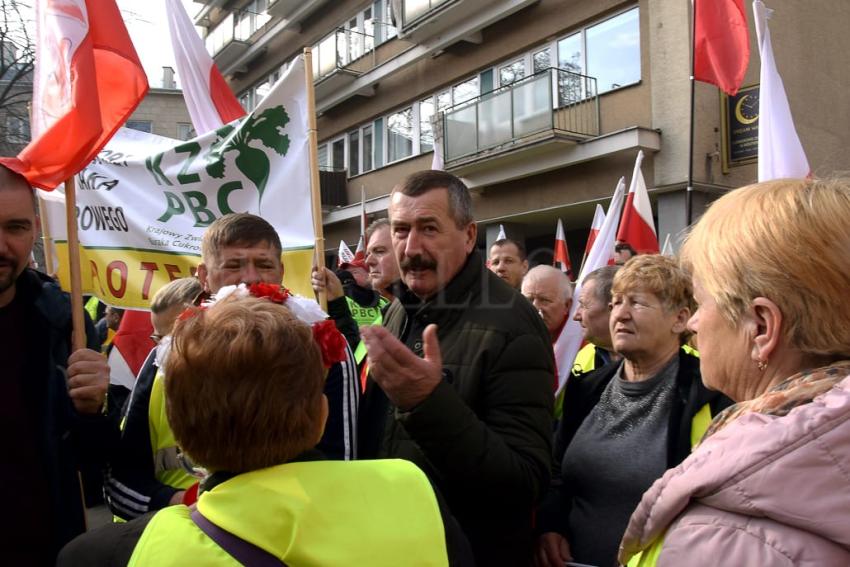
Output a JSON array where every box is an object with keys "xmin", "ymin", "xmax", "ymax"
[
  {"xmin": 0, "ymin": 0, "xmax": 148, "ymax": 189},
  {"xmin": 166, "ymin": 0, "xmax": 245, "ymax": 134},
  {"xmin": 617, "ymin": 151, "xmax": 658, "ymax": 254},
  {"xmin": 553, "ymin": 177, "xmax": 626, "ymax": 393},
  {"xmin": 353, "ymin": 235, "xmax": 366, "ymax": 263},
  {"xmin": 753, "ymin": 1, "xmax": 809, "ymax": 181},
  {"xmin": 583, "ymin": 204, "xmax": 605, "ymax": 259},
  {"xmin": 553, "ymin": 219, "xmax": 573, "ymax": 280}
]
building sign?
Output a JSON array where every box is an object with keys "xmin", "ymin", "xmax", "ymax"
[{"xmin": 721, "ymin": 84, "xmax": 759, "ymax": 172}]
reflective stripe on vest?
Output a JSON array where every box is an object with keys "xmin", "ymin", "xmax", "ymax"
[
  {"xmin": 148, "ymin": 372, "xmax": 197, "ymax": 491},
  {"xmin": 128, "ymin": 459, "xmax": 450, "ymax": 567},
  {"xmin": 571, "ymin": 343, "xmax": 598, "ymax": 376}
]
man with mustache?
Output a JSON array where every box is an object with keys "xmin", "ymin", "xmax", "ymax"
[
  {"xmin": 358, "ymin": 170, "xmax": 555, "ymax": 566},
  {"xmin": 0, "ymin": 165, "xmax": 110, "ymax": 565}
]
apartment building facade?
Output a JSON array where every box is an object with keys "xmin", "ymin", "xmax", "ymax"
[{"xmin": 193, "ymin": 0, "xmax": 850, "ymax": 265}]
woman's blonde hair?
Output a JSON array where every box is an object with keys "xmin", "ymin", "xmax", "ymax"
[
  {"xmin": 680, "ymin": 178, "xmax": 850, "ymax": 357},
  {"xmin": 165, "ymin": 296, "xmax": 325, "ymax": 473}
]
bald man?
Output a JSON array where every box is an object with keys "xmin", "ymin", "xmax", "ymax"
[
  {"xmin": 0, "ymin": 165, "xmax": 111, "ymax": 564},
  {"xmin": 521, "ymin": 265, "xmax": 573, "ymax": 342}
]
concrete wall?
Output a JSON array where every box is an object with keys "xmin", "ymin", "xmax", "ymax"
[{"xmin": 128, "ymin": 89, "xmax": 192, "ymax": 140}]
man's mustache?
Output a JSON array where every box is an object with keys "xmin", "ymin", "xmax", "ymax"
[{"xmin": 400, "ymin": 255, "xmax": 437, "ymax": 271}]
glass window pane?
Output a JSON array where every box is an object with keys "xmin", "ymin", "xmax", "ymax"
[
  {"xmin": 386, "ymin": 0, "xmax": 398, "ymax": 39},
  {"xmin": 404, "ymin": 0, "xmax": 430, "ymax": 25},
  {"xmin": 317, "ymin": 144, "xmax": 329, "ymax": 169},
  {"xmin": 349, "ymin": 131, "xmax": 360, "ymax": 176},
  {"xmin": 387, "ymin": 108, "xmax": 413, "ymax": 162},
  {"xmin": 364, "ymin": 8, "xmax": 374, "ymax": 52},
  {"xmin": 513, "ymin": 73, "xmax": 551, "ymax": 137},
  {"xmin": 499, "ymin": 59, "xmax": 525, "ymax": 87},
  {"xmin": 478, "ymin": 90, "xmax": 512, "ymax": 148},
  {"xmin": 332, "ymin": 139, "xmax": 345, "ymax": 170},
  {"xmin": 558, "ymin": 33, "xmax": 584, "ymax": 104},
  {"xmin": 420, "ymin": 97, "xmax": 434, "ymax": 152},
  {"xmin": 374, "ymin": 117, "xmax": 384, "ymax": 168},
  {"xmin": 586, "ymin": 7, "xmax": 640, "ymax": 93},
  {"xmin": 436, "ymin": 91, "xmax": 451, "ymax": 112},
  {"xmin": 533, "ymin": 48, "xmax": 551, "ymax": 74},
  {"xmin": 126, "ymin": 120, "xmax": 152, "ymax": 133},
  {"xmin": 362, "ymin": 125, "xmax": 373, "ymax": 172},
  {"xmin": 452, "ymin": 77, "xmax": 479, "ymax": 106},
  {"xmin": 445, "ymin": 105, "xmax": 476, "ymax": 160}
]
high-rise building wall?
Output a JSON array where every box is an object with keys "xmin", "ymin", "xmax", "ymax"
[{"xmin": 194, "ymin": 0, "xmax": 850, "ymax": 264}]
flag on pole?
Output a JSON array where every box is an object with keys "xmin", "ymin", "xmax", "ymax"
[
  {"xmin": 661, "ymin": 233, "xmax": 674, "ymax": 256},
  {"xmin": 353, "ymin": 236, "xmax": 366, "ymax": 263},
  {"xmin": 496, "ymin": 224, "xmax": 507, "ymax": 241},
  {"xmin": 553, "ymin": 177, "xmax": 626, "ymax": 394},
  {"xmin": 166, "ymin": 0, "xmax": 245, "ymax": 134},
  {"xmin": 617, "ymin": 151, "xmax": 659, "ymax": 254},
  {"xmin": 107, "ymin": 311, "xmax": 155, "ymax": 390},
  {"xmin": 553, "ymin": 219, "xmax": 573, "ymax": 280},
  {"xmin": 338, "ymin": 240, "xmax": 355, "ymax": 267},
  {"xmin": 753, "ymin": 1, "xmax": 810, "ymax": 181},
  {"xmin": 357, "ymin": 185, "xmax": 368, "ymax": 257},
  {"xmin": 0, "ymin": 0, "xmax": 149, "ymax": 189},
  {"xmin": 583, "ymin": 204, "xmax": 605, "ymax": 259},
  {"xmin": 694, "ymin": 0, "xmax": 750, "ymax": 96}
]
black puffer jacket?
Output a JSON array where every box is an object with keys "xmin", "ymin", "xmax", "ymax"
[
  {"xmin": 359, "ymin": 250, "xmax": 555, "ymax": 566},
  {"xmin": 17, "ymin": 269, "xmax": 116, "ymax": 561}
]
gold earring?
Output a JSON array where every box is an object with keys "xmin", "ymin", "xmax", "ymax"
[{"xmin": 757, "ymin": 360, "xmax": 768, "ymax": 372}]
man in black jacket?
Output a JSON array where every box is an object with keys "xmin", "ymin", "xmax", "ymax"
[
  {"xmin": 358, "ymin": 170, "xmax": 555, "ymax": 566},
  {"xmin": 0, "ymin": 165, "xmax": 111, "ymax": 565}
]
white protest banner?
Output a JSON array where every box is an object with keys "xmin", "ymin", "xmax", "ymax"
[{"xmin": 42, "ymin": 56, "xmax": 316, "ymax": 308}]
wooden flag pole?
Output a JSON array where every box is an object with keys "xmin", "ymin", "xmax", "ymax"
[
  {"xmin": 64, "ymin": 176, "xmax": 86, "ymax": 350},
  {"xmin": 303, "ymin": 47, "xmax": 327, "ymax": 311}
]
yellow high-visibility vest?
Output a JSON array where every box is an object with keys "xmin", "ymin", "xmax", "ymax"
[
  {"xmin": 128, "ymin": 459, "xmax": 450, "ymax": 567},
  {"xmin": 148, "ymin": 372, "xmax": 197, "ymax": 491}
]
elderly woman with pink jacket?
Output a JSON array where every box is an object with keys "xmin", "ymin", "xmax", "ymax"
[{"xmin": 619, "ymin": 178, "xmax": 850, "ymax": 566}]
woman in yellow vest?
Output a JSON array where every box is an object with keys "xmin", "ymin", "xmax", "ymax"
[{"xmin": 126, "ymin": 295, "xmax": 470, "ymax": 567}]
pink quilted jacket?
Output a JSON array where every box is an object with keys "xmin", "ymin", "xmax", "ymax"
[{"xmin": 620, "ymin": 373, "xmax": 850, "ymax": 567}]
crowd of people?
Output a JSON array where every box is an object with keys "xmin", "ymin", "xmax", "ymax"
[{"xmin": 3, "ymin": 163, "xmax": 850, "ymax": 566}]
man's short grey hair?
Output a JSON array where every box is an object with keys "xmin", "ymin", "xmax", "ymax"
[
  {"xmin": 151, "ymin": 277, "xmax": 204, "ymax": 314},
  {"xmin": 366, "ymin": 217, "xmax": 390, "ymax": 239},
  {"xmin": 393, "ymin": 170, "xmax": 473, "ymax": 229},
  {"xmin": 583, "ymin": 265, "xmax": 620, "ymax": 304},
  {"xmin": 525, "ymin": 265, "xmax": 573, "ymax": 302}
]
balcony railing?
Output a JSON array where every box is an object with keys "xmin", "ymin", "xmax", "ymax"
[
  {"xmin": 442, "ymin": 67, "xmax": 599, "ymax": 163},
  {"xmin": 205, "ymin": 9, "xmax": 271, "ymax": 57},
  {"xmin": 402, "ymin": 0, "xmax": 454, "ymax": 29},
  {"xmin": 312, "ymin": 27, "xmax": 376, "ymax": 82}
]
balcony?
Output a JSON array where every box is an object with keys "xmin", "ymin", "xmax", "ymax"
[
  {"xmin": 398, "ymin": 0, "xmax": 537, "ymax": 44},
  {"xmin": 312, "ymin": 28, "xmax": 378, "ymax": 102},
  {"xmin": 443, "ymin": 67, "xmax": 599, "ymax": 169},
  {"xmin": 205, "ymin": 9, "xmax": 271, "ymax": 71}
]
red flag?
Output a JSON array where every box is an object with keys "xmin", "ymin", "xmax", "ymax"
[
  {"xmin": 0, "ymin": 0, "xmax": 148, "ymax": 189},
  {"xmin": 617, "ymin": 151, "xmax": 659, "ymax": 254},
  {"xmin": 553, "ymin": 219, "xmax": 573, "ymax": 280},
  {"xmin": 353, "ymin": 235, "xmax": 366, "ymax": 263},
  {"xmin": 108, "ymin": 310, "xmax": 155, "ymax": 389},
  {"xmin": 583, "ymin": 204, "xmax": 605, "ymax": 259},
  {"xmin": 694, "ymin": 0, "xmax": 750, "ymax": 96}
]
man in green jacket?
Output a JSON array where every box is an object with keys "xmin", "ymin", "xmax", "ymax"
[{"xmin": 358, "ymin": 170, "xmax": 555, "ymax": 567}]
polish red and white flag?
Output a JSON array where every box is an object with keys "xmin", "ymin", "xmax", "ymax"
[
  {"xmin": 166, "ymin": 0, "xmax": 245, "ymax": 134},
  {"xmin": 753, "ymin": 1, "xmax": 810, "ymax": 181},
  {"xmin": 553, "ymin": 219, "xmax": 573, "ymax": 280},
  {"xmin": 583, "ymin": 204, "xmax": 605, "ymax": 260},
  {"xmin": 616, "ymin": 150, "xmax": 659, "ymax": 254},
  {"xmin": 0, "ymin": 0, "xmax": 148, "ymax": 189}
]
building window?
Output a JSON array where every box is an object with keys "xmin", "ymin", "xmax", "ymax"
[
  {"xmin": 348, "ymin": 130, "xmax": 360, "ymax": 176},
  {"xmin": 362, "ymin": 125, "xmax": 374, "ymax": 172},
  {"xmin": 5, "ymin": 115, "xmax": 29, "ymax": 143},
  {"xmin": 419, "ymin": 97, "xmax": 434, "ymax": 152},
  {"xmin": 126, "ymin": 120, "xmax": 152, "ymax": 133},
  {"xmin": 387, "ymin": 107, "xmax": 413, "ymax": 163},
  {"xmin": 452, "ymin": 76, "xmax": 479, "ymax": 107},
  {"xmin": 177, "ymin": 123, "xmax": 195, "ymax": 141},
  {"xmin": 331, "ymin": 137, "xmax": 346, "ymax": 170},
  {"xmin": 586, "ymin": 7, "xmax": 640, "ymax": 93},
  {"xmin": 317, "ymin": 144, "xmax": 329, "ymax": 169},
  {"xmin": 499, "ymin": 59, "xmax": 526, "ymax": 87}
]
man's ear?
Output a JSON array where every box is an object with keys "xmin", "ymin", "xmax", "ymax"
[
  {"xmin": 464, "ymin": 222, "xmax": 478, "ymax": 254},
  {"xmin": 197, "ymin": 263, "xmax": 210, "ymax": 292},
  {"xmin": 671, "ymin": 307, "xmax": 691, "ymax": 335},
  {"xmin": 750, "ymin": 297, "xmax": 783, "ymax": 364}
]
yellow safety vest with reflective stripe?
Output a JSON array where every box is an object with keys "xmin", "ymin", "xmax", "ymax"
[
  {"xmin": 148, "ymin": 371, "xmax": 197, "ymax": 491},
  {"xmin": 128, "ymin": 459, "xmax": 450, "ymax": 567},
  {"xmin": 571, "ymin": 343, "xmax": 599, "ymax": 376},
  {"xmin": 349, "ymin": 296, "xmax": 389, "ymax": 364},
  {"xmin": 625, "ymin": 403, "xmax": 715, "ymax": 567}
]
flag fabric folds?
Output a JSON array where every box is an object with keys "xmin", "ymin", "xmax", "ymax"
[
  {"xmin": 338, "ymin": 240, "xmax": 355, "ymax": 266},
  {"xmin": 166, "ymin": 0, "xmax": 245, "ymax": 134},
  {"xmin": 496, "ymin": 224, "xmax": 507, "ymax": 241},
  {"xmin": 617, "ymin": 151, "xmax": 659, "ymax": 254},
  {"xmin": 694, "ymin": 0, "xmax": 750, "ymax": 96},
  {"xmin": 583, "ymin": 204, "xmax": 605, "ymax": 262},
  {"xmin": 0, "ymin": 0, "xmax": 148, "ymax": 189},
  {"xmin": 753, "ymin": 1, "xmax": 810, "ymax": 181},
  {"xmin": 553, "ymin": 177, "xmax": 626, "ymax": 394},
  {"xmin": 553, "ymin": 219, "xmax": 573, "ymax": 280}
]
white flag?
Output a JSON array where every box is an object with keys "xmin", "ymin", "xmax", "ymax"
[
  {"xmin": 496, "ymin": 224, "xmax": 507, "ymax": 240},
  {"xmin": 753, "ymin": 1, "xmax": 809, "ymax": 181},
  {"xmin": 553, "ymin": 177, "xmax": 626, "ymax": 394}
]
